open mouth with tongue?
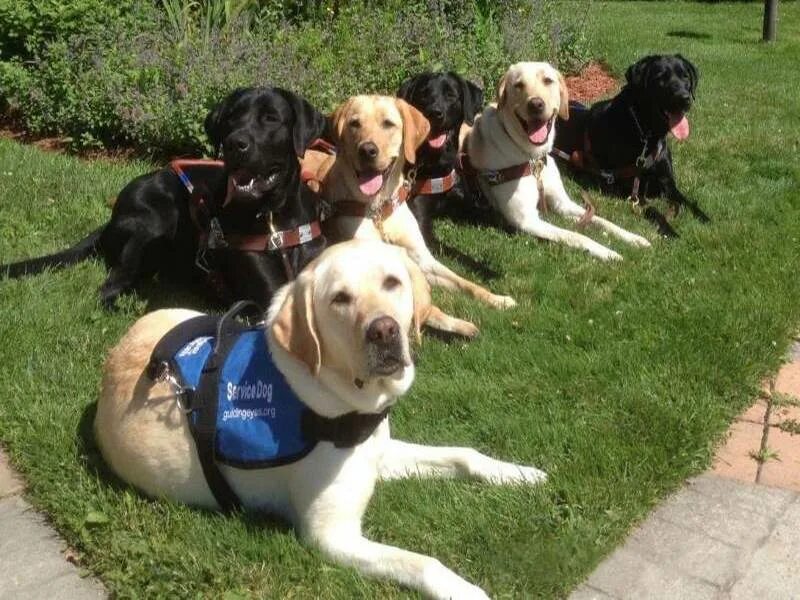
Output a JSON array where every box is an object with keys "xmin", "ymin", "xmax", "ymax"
[
  {"xmin": 356, "ymin": 160, "xmax": 395, "ymax": 197},
  {"xmin": 665, "ymin": 110, "xmax": 690, "ymax": 141},
  {"xmin": 427, "ymin": 131, "xmax": 448, "ymax": 150},
  {"xmin": 517, "ymin": 114, "xmax": 554, "ymax": 146}
]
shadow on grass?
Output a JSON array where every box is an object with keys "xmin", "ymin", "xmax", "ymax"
[{"xmin": 667, "ymin": 30, "xmax": 712, "ymax": 40}]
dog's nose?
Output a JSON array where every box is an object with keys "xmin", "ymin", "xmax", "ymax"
[
  {"xmin": 365, "ymin": 316, "xmax": 400, "ymax": 346},
  {"xmin": 358, "ymin": 142, "xmax": 379, "ymax": 161},
  {"xmin": 527, "ymin": 97, "xmax": 545, "ymax": 114},
  {"xmin": 429, "ymin": 107, "xmax": 444, "ymax": 121},
  {"xmin": 225, "ymin": 132, "xmax": 251, "ymax": 155}
]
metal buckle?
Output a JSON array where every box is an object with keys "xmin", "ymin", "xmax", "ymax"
[
  {"xmin": 600, "ymin": 171, "xmax": 615, "ymax": 185},
  {"xmin": 629, "ymin": 196, "xmax": 643, "ymax": 215},
  {"xmin": 207, "ymin": 217, "xmax": 228, "ymax": 249},
  {"xmin": 154, "ymin": 363, "xmax": 193, "ymax": 413},
  {"xmin": 269, "ymin": 230, "xmax": 284, "ymax": 251},
  {"xmin": 194, "ymin": 248, "xmax": 210, "ymax": 273},
  {"xmin": 531, "ymin": 158, "xmax": 545, "ymax": 180},
  {"xmin": 484, "ymin": 170, "xmax": 500, "ymax": 184}
]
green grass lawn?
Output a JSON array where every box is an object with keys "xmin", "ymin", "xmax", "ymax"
[{"xmin": 1, "ymin": 2, "xmax": 799, "ymax": 597}]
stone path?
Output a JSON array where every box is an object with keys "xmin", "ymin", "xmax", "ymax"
[
  {"xmin": 571, "ymin": 339, "xmax": 800, "ymax": 600},
  {"xmin": 0, "ymin": 451, "xmax": 106, "ymax": 599}
]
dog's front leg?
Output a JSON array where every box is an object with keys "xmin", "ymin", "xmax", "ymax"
[
  {"xmin": 310, "ymin": 526, "xmax": 490, "ymax": 600},
  {"xmin": 379, "ymin": 439, "xmax": 547, "ymax": 485},
  {"xmin": 661, "ymin": 177, "xmax": 710, "ymax": 223}
]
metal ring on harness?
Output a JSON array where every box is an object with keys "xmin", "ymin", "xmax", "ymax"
[{"xmin": 629, "ymin": 196, "xmax": 643, "ymax": 215}]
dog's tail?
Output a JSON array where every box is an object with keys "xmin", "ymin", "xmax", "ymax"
[{"xmin": 0, "ymin": 226, "xmax": 104, "ymax": 279}]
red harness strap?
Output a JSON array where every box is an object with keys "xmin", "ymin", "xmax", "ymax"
[
  {"xmin": 411, "ymin": 169, "xmax": 459, "ymax": 195},
  {"xmin": 225, "ymin": 221, "xmax": 323, "ymax": 252},
  {"xmin": 459, "ymin": 153, "xmax": 548, "ymax": 212},
  {"xmin": 301, "ymin": 138, "xmax": 337, "ymax": 187}
]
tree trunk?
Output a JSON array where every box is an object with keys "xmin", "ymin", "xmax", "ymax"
[{"xmin": 763, "ymin": 0, "xmax": 778, "ymax": 42}]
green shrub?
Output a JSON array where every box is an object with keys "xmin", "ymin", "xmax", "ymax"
[{"xmin": 0, "ymin": 0, "xmax": 592, "ymax": 156}]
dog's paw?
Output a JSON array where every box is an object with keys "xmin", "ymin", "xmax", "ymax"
[
  {"xmin": 490, "ymin": 294, "xmax": 517, "ymax": 309},
  {"xmin": 460, "ymin": 321, "xmax": 481, "ymax": 339},
  {"xmin": 596, "ymin": 248, "xmax": 623, "ymax": 261},
  {"xmin": 492, "ymin": 463, "xmax": 548, "ymax": 485},
  {"xmin": 424, "ymin": 561, "xmax": 490, "ymax": 600},
  {"xmin": 627, "ymin": 234, "xmax": 652, "ymax": 248}
]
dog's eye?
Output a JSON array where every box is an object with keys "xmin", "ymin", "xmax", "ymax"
[
  {"xmin": 383, "ymin": 275, "xmax": 401, "ymax": 291},
  {"xmin": 513, "ymin": 81, "xmax": 525, "ymax": 90},
  {"xmin": 331, "ymin": 291, "xmax": 352, "ymax": 305},
  {"xmin": 382, "ymin": 119, "xmax": 396, "ymax": 129},
  {"xmin": 349, "ymin": 118, "xmax": 361, "ymax": 129},
  {"xmin": 543, "ymin": 77, "xmax": 554, "ymax": 85}
]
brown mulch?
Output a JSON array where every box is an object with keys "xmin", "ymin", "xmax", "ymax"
[
  {"xmin": 564, "ymin": 61, "xmax": 619, "ymax": 104},
  {"xmin": 0, "ymin": 124, "xmax": 136, "ymax": 163}
]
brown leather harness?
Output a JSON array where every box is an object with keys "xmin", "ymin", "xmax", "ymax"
[{"xmin": 169, "ymin": 159, "xmax": 323, "ymax": 285}]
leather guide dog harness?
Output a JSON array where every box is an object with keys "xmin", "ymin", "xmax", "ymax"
[
  {"xmin": 411, "ymin": 169, "xmax": 459, "ymax": 196},
  {"xmin": 147, "ymin": 301, "xmax": 391, "ymax": 512},
  {"xmin": 169, "ymin": 159, "xmax": 323, "ymax": 281},
  {"xmin": 550, "ymin": 103, "xmax": 666, "ymax": 211},
  {"xmin": 459, "ymin": 153, "xmax": 549, "ymax": 213}
]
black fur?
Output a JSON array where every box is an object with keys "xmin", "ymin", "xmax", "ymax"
[
  {"xmin": 1, "ymin": 86, "xmax": 327, "ymax": 309},
  {"xmin": 397, "ymin": 71, "xmax": 486, "ymax": 244},
  {"xmin": 554, "ymin": 54, "xmax": 707, "ymax": 237}
]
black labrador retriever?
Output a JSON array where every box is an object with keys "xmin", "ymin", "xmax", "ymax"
[
  {"xmin": 396, "ymin": 71, "xmax": 485, "ymax": 245},
  {"xmin": 553, "ymin": 54, "xmax": 708, "ymax": 237},
  {"xmin": 0, "ymin": 86, "xmax": 327, "ymax": 308}
]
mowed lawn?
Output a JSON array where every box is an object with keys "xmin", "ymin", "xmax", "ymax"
[{"xmin": 1, "ymin": 2, "xmax": 799, "ymax": 597}]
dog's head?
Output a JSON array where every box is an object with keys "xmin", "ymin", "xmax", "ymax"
[
  {"xmin": 624, "ymin": 54, "xmax": 699, "ymax": 140},
  {"xmin": 330, "ymin": 95, "xmax": 430, "ymax": 199},
  {"xmin": 496, "ymin": 62, "xmax": 569, "ymax": 152},
  {"xmin": 204, "ymin": 87, "xmax": 327, "ymax": 207},
  {"xmin": 397, "ymin": 71, "xmax": 484, "ymax": 150},
  {"xmin": 270, "ymin": 240, "xmax": 430, "ymax": 411}
]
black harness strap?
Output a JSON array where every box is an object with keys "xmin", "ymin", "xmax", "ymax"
[{"xmin": 145, "ymin": 301, "xmax": 391, "ymax": 513}]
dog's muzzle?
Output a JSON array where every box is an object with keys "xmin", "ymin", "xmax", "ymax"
[{"xmin": 364, "ymin": 316, "xmax": 406, "ymax": 376}]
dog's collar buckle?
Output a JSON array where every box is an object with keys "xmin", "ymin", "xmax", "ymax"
[
  {"xmin": 530, "ymin": 157, "xmax": 546, "ymax": 180},
  {"xmin": 207, "ymin": 217, "xmax": 228, "ymax": 249}
]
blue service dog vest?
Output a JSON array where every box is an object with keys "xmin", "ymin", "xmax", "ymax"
[
  {"xmin": 173, "ymin": 329, "xmax": 314, "ymax": 468},
  {"xmin": 146, "ymin": 301, "xmax": 391, "ymax": 511}
]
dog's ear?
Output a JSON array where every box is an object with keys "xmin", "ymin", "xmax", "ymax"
[
  {"xmin": 271, "ymin": 271, "xmax": 321, "ymax": 376},
  {"xmin": 275, "ymin": 88, "xmax": 327, "ymax": 158},
  {"xmin": 329, "ymin": 98, "xmax": 355, "ymax": 144},
  {"xmin": 395, "ymin": 98, "xmax": 431, "ymax": 165},
  {"xmin": 204, "ymin": 87, "xmax": 249, "ymax": 155},
  {"xmin": 400, "ymin": 251, "xmax": 430, "ymax": 344},
  {"xmin": 496, "ymin": 71, "xmax": 508, "ymax": 108},
  {"xmin": 397, "ymin": 73, "xmax": 425, "ymax": 102},
  {"xmin": 625, "ymin": 55, "xmax": 657, "ymax": 90},
  {"xmin": 556, "ymin": 71, "xmax": 570, "ymax": 120},
  {"xmin": 676, "ymin": 54, "xmax": 700, "ymax": 98},
  {"xmin": 451, "ymin": 73, "xmax": 484, "ymax": 125}
]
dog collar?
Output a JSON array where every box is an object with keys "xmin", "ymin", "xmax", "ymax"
[{"xmin": 411, "ymin": 169, "xmax": 459, "ymax": 195}]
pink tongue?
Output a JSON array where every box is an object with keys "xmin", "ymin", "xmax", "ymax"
[
  {"xmin": 669, "ymin": 114, "xmax": 690, "ymax": 140},
  {"xmin": 358, "ymin": 172, "xmax": 384, "ymax": 196},
  {"xmin": 528, "ymin": 121, "xmax": 549, "ymax": 144},
  {"xmin": 428, "ymin": 133, "xmax": 447, "ymax": 149}
]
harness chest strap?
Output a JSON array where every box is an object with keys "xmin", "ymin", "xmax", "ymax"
[
  {"xmin": 412, "ymin": 169, "xmax": 459, "ymax": 195},
  {"xmin": 459, "ymin": 153, "xmax": 548, "ymax": 212}
]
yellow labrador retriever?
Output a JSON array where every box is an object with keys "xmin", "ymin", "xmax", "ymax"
[
  {"xmin": 305, "ymin": 95, "xmax": 516, "ymax": 309},
  {"xmin": 464, "ymin": 62, "xmax": 651, "ymax": 260},
  {"xmin": 95, "ymin": 240, "xmax": 545, "ymax": 600}
]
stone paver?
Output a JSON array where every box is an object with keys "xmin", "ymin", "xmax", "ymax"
[
  {"xmin": 571, "ymin": 475, "xmax": 800, "ymax": 600},
  {"xmin": 571, "ymin": 340, "xmax": 800, "ymax": 600},
  {"xmin": 729, "ymin": 498, "xmax": 800, "ymax": 599},
  {"xmin": 759, "ymin": 427, "xmax": 800, "ymax": 491},
  {"xmin": 711, "ymin": 420, "xmax": 761, "ymax": 483},
  {"xmin": 0, "ymin": 450, "xmax": 105, "ymax": 599}
]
